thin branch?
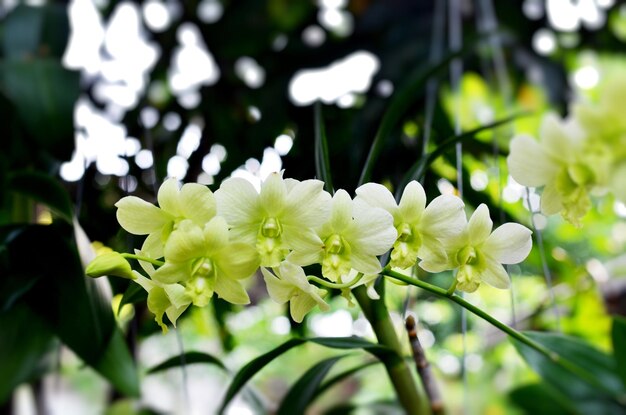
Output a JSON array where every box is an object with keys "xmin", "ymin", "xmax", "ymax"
[{"xmin": 405, "ymin": 315, "xmax": 445, "ymax": 414}]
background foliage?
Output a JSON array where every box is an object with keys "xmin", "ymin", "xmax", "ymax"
[{"xmin": 1, "ymin": 0, "xmax": 626, "ymax": 414}]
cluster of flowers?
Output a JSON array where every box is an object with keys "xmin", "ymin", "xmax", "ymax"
[
  {"xmin": 88, "ymin": 173, "xmax": 532, "ymax": 331},
  {"xmin": 507, "ymin": 75, "xmax": 626, "ymax": 226}
]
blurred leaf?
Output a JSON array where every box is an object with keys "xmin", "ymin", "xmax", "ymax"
[
  {"xmin": 313, "ymin": 360, "xmax": 380, "ymax": 401},
  {"xmin": 400, "ymin": 113, "xmax": 526, "ymax": 190},
  {"xmin": 277, "ymin": 354, "xmax": 350, "ymax": 415},
  {"xmin": 0, "ymin": 59, "xmax": 79, "ymax": 161},
  {"xmin": 358, "ymin": 46, "xmax": 467, "ymax": 186},
  {"xmin": 5, "ymin": 224, "xmax": 138, "ymax": 397},
  {"xmin": 314, "ymin": 102, "xmax": 334, "ymax": 193},
  {"xmin": 513, "ymin": 331, "xmax": 625, "ymax": 410},
  {"xmin": 7, "ymin": 170, "xmax": 74, "ymax": 223},
  {"xmin": 509, "ymin": 382, "xmax": 578, "ymax": 415},
  {"xmin": 218, "ymin": 336, "xmax": 396, "ymax": 414},
  {"xmin": 0, "ymin": 303, "xmax": 54, "ymax": 404},
  {"xmin": 93, "ymin": 327, "xmax": 140, "ymax": 397},
  {"xmin": 147, "ymin": 351, "xmax": 227, "ymax": 375},
  {"xmin": 2, "ymin": 5, "xmax": 43, "ymax": 59},
  {"xmin": 612, "ymin": 317, "xmax": 626, "ymax": 387},
  {"xmin": 118, "ymin": 282, "xmax": 147, "ymax": 315}
]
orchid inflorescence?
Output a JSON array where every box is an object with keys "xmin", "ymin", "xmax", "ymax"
[
  {"xmin": 87, "ymin": 173, "xmax": 532, "ymax": 332},
  {"xmin": 507, "ymin": 73, "xmax": 626, "ymax": 226}
]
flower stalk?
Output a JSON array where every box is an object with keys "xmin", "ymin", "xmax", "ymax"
[{"xmin": 353, "ymin": 284, "xmax": 424, "ymax": 414}]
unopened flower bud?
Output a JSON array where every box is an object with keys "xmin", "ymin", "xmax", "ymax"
[{"xmin": 86, "ymin": 252, "xmax": 136, "ymax": 280}]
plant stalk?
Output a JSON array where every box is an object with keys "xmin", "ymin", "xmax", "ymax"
[
  {"xmin": 353, "ymin": 285, "xmax": 424, "ymax": 414},
  {"xmin": 382, "ymin": 268, "xmax": 621, "ymax": 398}
]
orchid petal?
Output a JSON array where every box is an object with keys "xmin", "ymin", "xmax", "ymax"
[
  {"xmin": 483, "ymin": 223, "xmax": 532, "ymax": 264},
  {"xmin": 180, "ymin": 183, "xmax": 216, "ymax": 225},
  {"xmin": 507, "ymin": 135, "xmax": 559, "ymax": 187},
  {"xmin": 398, "ymin": 181, "xmax": 426, "ymax": 223},
  {"xmin": 468, "ymin": 204, "xmax": 492, "ymax": 245},
  {"xmin": 116, "ymin": 196, "xmax": 170, "ymax": 235}
]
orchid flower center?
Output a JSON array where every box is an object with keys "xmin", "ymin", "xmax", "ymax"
[
  {"xmin": 396, "ymin": 223, "xmax": 412, "ymax": 242},
  {"xmin": 325, "ymin": 234, "xmax": 345, "ymax": 255},
  {"xmin": 457, "ymin": 246, "xmax": 478, "ymax": 266},
  {"xmin": 192, "ymin": 258, "xmax": 215, "ymax": 278},
  {"xmin": 261, "ymin": 217, "xmax": 282, "ymax": 238}
]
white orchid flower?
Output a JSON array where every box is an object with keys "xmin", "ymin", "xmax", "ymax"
[
  {"xmin": 431, "ymin": 204, "xmax": 532, "ymax": 293},
  {"xmin": 115, "ymin": 178, "xmax": 216, "ymax": 257},
  {"xmin": 215, "ymin": 172, "xmax": 331, "ymax": 267},
  {"xmin": 152, "ymin": 217, "xmax": 260, "ymax": 306},
  {"xmin": 288, "ymin": 189, "xmax": 397, "ymax": 282},
  {"xmin": 261, "ymin": 261, "xmax": 329, "ymax": 323},
  {"xmin": 355, "ymin": 181, "xmax": 466, "ymax": 271}
]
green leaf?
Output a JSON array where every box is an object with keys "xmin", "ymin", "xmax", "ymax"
[
  {"xmin": 93, "ymin": 327, "xmax": 140, "ymax": 397},
  {"xmin": 358, "ymin": 46, "xmax": 468, "ymax": 186},
  {"xmin": 118, "ymin": 283, "xmax": 147, "ymax": 316},
  {"xmin": 217, "ymin": 336, "xmax": 396, "ymax": 414},
  {"xmin": 314, "ymin": 102, "xmax": 334, "ymax": 193},
  {"xmin": 313, "ymin": 360, "xmax": 379, "ymax": 401},
  {"xmin": 0, "ymin": 303, "xmax": 54, "ymax": 404},
  {"xmin": 398, "ymin": 113, "xmax": 526, "ymax": 191},
  {"xmin": 7, "ymin": 171, "xmax": 74, "ymax": 222},
  {"xmin": 612, "ymin": 317, "xmax": 626, "ymax": 387},
  {"xmin": 277, "ymin": 354, "xmax": 350, "ymax": 415},
  {"xmin": 512, "ymin": 331, "xmax": 625, "ymax": 409},
  {"xmin": 509, "ymin": 382, "xmax": 579, "ymax": 415},
  {"xmin": 147, "ymin": 351, "xmax": 227, "ymax": 375},
  {"xmin": 5, "ymin": 224, "xmax": 139, "ymax": 397},
  {"xmin": 0, "ymin": 59, "xmax": 79, "ymax": 161}
]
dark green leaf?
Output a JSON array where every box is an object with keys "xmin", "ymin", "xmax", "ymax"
[
  {"xmin": 218, "ymin": 336, "xmax": 396, "ymax": 414},
  {"xmin": 7, "ymin": 171, "xmax": 74, "ymax": 222},
  {"xmin": 0, "ymin": 303, "xmax": 54, "ymax": 404},
  {"xmin": 5, "ymin": 224, "xmax": 138, "ymax": 397},
  {"xmin": 147, "ymin": 351, "xmax": 227, "ymax": 375},
  {"xmin": 513, "ymin": 331, "xmax": 625, "ymax": 408},
  {"xmin": 509, "ymin": 382, "xmax": 579, "ymax": 415},
  {"xmin": 612, "ymin": 317, "xmax": 626, "ymax": 387},
  {"xmin": 313, "ymin": 360, "xmax": 380, "ymax": 401},
  {"xmin": 93, "ymin": 327, "xmax": 140, "ymax": 397},
  {"xmin": 358, "ymin": 46, "xmax": 468, "ymax": 186},
  {"xmin": 0, "ymin": 59, "xmax": 79, "ymax": 161},
  {"xmin": 118, "ymin": 282, "xmax": 147, "ymax": 316},
  {"xmin": 314, "ymin": 102, "xmax": 334, "ymax": 193},
  {"xmin": 277, "ymin": 354, "xmax": 349, "ymax": 415},
  {"xmin": 398, "ymin": 113, "xmax": 526, "ymax": 191},
  {"xmin": 2, "ymin": 5, "xmax": 43, "ymax": 59}
]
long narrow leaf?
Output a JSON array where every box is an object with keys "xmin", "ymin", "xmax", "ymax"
[
  {"xmin": 314, "ymin": 102, "xmax": 334, "ymax": 193},
  {"xmin": 612, "ymin": 317, "xmax": 626, "ymax": 387},
  {"xmin": 217, "ymin": 336, "xmax": 396, "ymax": 414},
  {"xmin": 7, "ymin": 171, "xmax": 74, "ymax": 223},
  {"xmin": 398, "ymin": 113, "xmax": 526, "ymax": 192},
  {"xmin": 313, "ymin": 360, "xmax": 380, "ymax": 402},
  {"xmin": 277, "ymin": 354, "xmax": 350, "ymax": 415},
  {"xmin": 512, "ymin": 331, "xmax": 625, "ymax": 410},
  {"xmin": 147, "ymin": 351, "xmax": 227, "ymax": 375},
  {"xmin": 357, "ymin": 47, "xmax": 468, "ymax": 186}
]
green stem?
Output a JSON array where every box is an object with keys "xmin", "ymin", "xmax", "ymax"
[
  {"xmin": 121, "ymin": 253, "xmax": 164, "ymax": 267},
  {"xmin": 353, "ymin": 285, "xmax": 424, "ymax": 414},
  {"xmin": 382, "ymin": 268, "xmax": 621, "ymax": 398},
  {"xmin": 307, "ymin": 273, "xmax": 363, "ymax": 289}
]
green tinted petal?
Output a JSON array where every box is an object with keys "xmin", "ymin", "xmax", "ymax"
[
  {"xmin": 480, "ymin": 257, "xmax": 510, "ymax": 289},
  {"xmin": 284, "ymin": 179, "xmax": 330, "ymax": 227},
  {"xmin": 141, "ymin": 232, "xmax": 164, "ymax": 260},
  {"xmin": 147, "ymin": 286, "xmax": 171, "ymax": 333},
  {"xmin": 421, "ymin": 195, "xmax": 466, "ymax": 239},
  {"xmin": 350, "ymin": 207, "xmax": 396, "ymax": 255},
  {"xmin": 165, "ymin": 223, "xmax": 206, "ymax": 262},
  {"xmin": 153, "ymin": 262, "xmax": 191, "ymax": 284},
  {"xmin": 214, "ymin": 275, "xmax": 250, "ymax": 304},
  {"xmin": 398, "ymin": 181, "xmax": 426, "ymax": 223},
  {"xmin": 329, "ymin": 190, "xmax": 354, "ymax": 232},
  {"xmin": 157, "ymin": 178, "xmax": 182, "ymax": 216},
  {"xmin": 259, "ymin": 172, "xmax": 287, "ymax": 216},
  {"xmin": 201, "ymin": 217, "xmax": 230, "ymax": 255},
  {"xmin": 215, "ymin": 177, "xmax": 261, "ymax": 226},
  {"xmin": 261, "ymin": 267, "xmax": 294, "ymax": 303},
  {"xmin": 483, "ymin": 223, "xmax": 532, "ymax": 264},
  {"xmin": 214, "ymin": 243, "xmax": 260, "ymax": 280},
  {"xmin": 507, "ymin": 135, "xmax": 559, "ymax": 187},
  {"xmin": 467, "ymin": 204, "xmax": 492, "ymax": 245},
  {"xmin": 116, "ymin": 196, "xmax": 170, "ymax": 235},
  {"xmin": 180, "ymin": 183, "xmax": 216, "ymax": 225},
  {"xmin": 354, "ymin": 182, "xmax": 398, "ymax": 216}
]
